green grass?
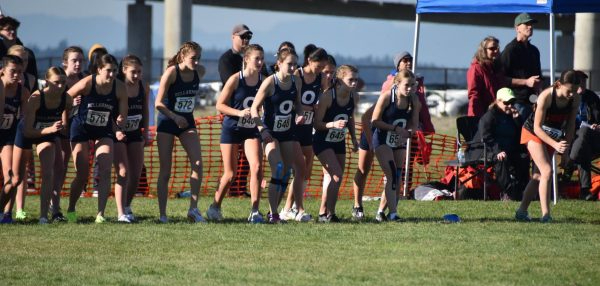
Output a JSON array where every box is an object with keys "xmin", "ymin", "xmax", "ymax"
[{"xmin": 2, "ymin": 197, "xmax": 600, "ymax": 285}]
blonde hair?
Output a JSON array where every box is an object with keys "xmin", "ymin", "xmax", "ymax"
[
  {"xmin": 45, "ymin": 66, "xmax": 67, "ymax": 81},
  {"xmin": 167, "ymin": 41, "xmax": 202, "ymax": 68},
  {"xmin": 7, "ymin": 45, "xmax": 28, "ymax": 58},
  {"xmin": 393, "ymin": 69, "xmax": 416, "ymax": 85},
  {"xmin": 335, "ymin": 65, "xmax": 358, "ymax": 81}
]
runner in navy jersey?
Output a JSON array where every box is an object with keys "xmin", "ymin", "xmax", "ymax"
[
  {"xmin": 280, "ymin": 45, "xmax": 329, "ymax": 220},
  {"xmin": 208, "ymin": 44, "xmax": 265, "ymax": 223},
  {"xmin": 313, "ymin": 65, "xmax": 359, "ymax": 222},
  {"xmin": 6, "ymin": 45, "xmax": 37, "ymax": 220},
  {"xmin": 0, "ymin": 55, "xmax": 30, "ymax": 224},
  {"xmin": 250, "ymin": 48, "xmax": 310, "ymax": 223},
  {"xmin": 65, "ymin": 54, "xmax": 128, "ymax": 223},
  {"xmin": 371, "ymin": 70, "xmax": 420, "ymax": 222},
  {"xmin": 155, "ymin": 41, "xmax": 206, "ymax": 223},
  {"xmin": 52, "ymin": 46, "xmax": 84, "ymax": 222},
  {"xmin": 113, "ymin": 54, "xmax": 149, "ymax": 223},
  {"xmin": 11, "ymin": 67, "xmax": 71, "ymax": 223}
]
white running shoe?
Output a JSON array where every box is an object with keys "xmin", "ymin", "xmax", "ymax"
[
  {"xmin": 295, "ymin": 211, "xmax": 312, "ymax": 222},
  {"xmin": 118, "ymin": 215, "xmax": 132, "ymax": 223},
  {"xmin": 247, "ymin": 211, "xmax": 264, "ymax": 224},
  {"xmin": 280, "ymin": 208, "xmax": 297, "ymax": 221},
  {"xmin": 206, "ymin": 204, "xmax": 223, "ymax": 221},
  {"xmin": 187, "ymin": 208, "xmax": 207, "ymax": 223}
]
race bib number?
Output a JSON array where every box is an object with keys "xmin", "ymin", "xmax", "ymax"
[
  {"xmin": 325, "ymin": 128, "xmax": 346, "ymax": 143},
  {"xmin": 124, "ymin": 114, "xmax": 143, "ymax": 131},
  {"xmin": 385, "ymin": 119, "xmax": 407, "ymax": 148},
  {"xmin": 237, "ymin": 116, "xmax": 256, "ymax": 128},
  {"xmin": 35, "ymin": 121, "xmax": 55, "ymax": 130},
  {"xmin": 0, "ymin": 114, "xmax": 15, "ymax": 129},
  {"xmin": 273, "ymin": 114, "xmax": 292, "ymax": 132},
  {"xmin": 302, "ymin": 110, "xmax": 314, "ymax": 125},
  {"xmin": 85, "ymin": 110, "xmax": 110, "ymax": 127},
  {"xmin": 174, "ymin": 97, "xmax": 194, "ymax": 113}
]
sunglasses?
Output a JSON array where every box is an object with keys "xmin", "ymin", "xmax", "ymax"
[
  {"xmin": 486, "ymin": 46, "xmax": 499, "ymax": 51},
  {"xmin": 503, "ymin": 100, "xmax": 516, "ymax": 105},
  {"xmin": 240, "ymin": 34, "xmax": 252, "ymax": 40}
]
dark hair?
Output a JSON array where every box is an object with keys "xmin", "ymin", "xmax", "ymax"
[
  {"xmin": 278, "ymin": 41, "xmax": 295, "ymax": 52},
  {"xmin": 88, "ymin": 47, "xmax": 108, "ymax": 74},
  {"xmin": 117, "ymin": 54, "xmax": 143, "ymax": 81},
  {"xmin": 167, "ymin": 41, "xmax": 202, "ymax": 68},
  {"xmin": 555, "ymin": 69, "xmax": 582, "ymax": 87},
  {"xmin": 62, "ymin": 46, "xmax": 84, "ymax": 64},
  {"xmin": 304, "ymin": 47, "xmax": 328, "ymax": 67},
  {"xmin": 2, "ymin": 54, "xmax": 24, "ymax": 68},
  {"xmin": 302, "ymin": 44, "xmax": 317, "ymax": 67},
  {"xmin": 273, "ymin": 48, "xmax": 297, "ymax": 72},
  {"xmin": 327, "ymin": 55, "xmax": 337, "ymax": 67},
  {"xmin": 93, "ymin": 54, "xmax": 118, "ymax": 74},
  {"xmin": 0, "ymin": 16, "xmax": 20, "ymax": 29}
]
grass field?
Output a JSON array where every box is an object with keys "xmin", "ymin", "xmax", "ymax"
[{"xmin": 1, "ymin": 197, "xmax": 599, "ymax": 285}]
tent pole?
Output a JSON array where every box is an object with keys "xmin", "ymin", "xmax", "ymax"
[
  {"xmin": 549, "ymin": 13, "xmax": 555, "ymax": 83},
  {"xmin": 412, "ymin": 13, "xmax": 421, "ymax": 72}
]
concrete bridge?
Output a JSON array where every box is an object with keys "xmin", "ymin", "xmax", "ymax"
[{"xmin": 125, "ymin": 0, "xmax": 599, "ymax": 89}]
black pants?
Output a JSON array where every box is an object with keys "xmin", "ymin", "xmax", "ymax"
[{"xmin": 493, "ymin": 151, "xmax": 530, "ymax": 201}]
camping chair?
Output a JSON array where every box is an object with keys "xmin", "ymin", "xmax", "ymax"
[{"xmin": 449, "ymin": 116, "xmax": 489, "ymax": 200}]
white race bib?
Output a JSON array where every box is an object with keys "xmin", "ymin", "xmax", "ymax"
[
  {"xmin": 385, "ymin": 119, "xmax": 407, "ymax": 148},
  {"xmin": 174, "ymin": 97, "xmax": 194, "ymax": 113},
  {"xmin": 325, "ymin": 128, "xmax": 346, "ymax": 143},
  {"xmin": 0, "ymin": 114, "xmax": 15, "ymax": 130},
  {"xmin": 124, "ymin": 114, "xmax": 143, "ymax": 131},
  {"xmin": 273, "ymin": 114, "xmax": 292, "ymax": 132},
  {"xmin": 237, "ymin": 116, "xmax": 256, "ymax": 128},
  {"xmin": 35, "ymin": 121, "xmax": 55, "ymax": 130},
  {"xmin": 85, "ymin": 110, "xmax": 110, "ymax": 127},
  {"xmin": 302, "ymin": 110, "xmax": 314, "ymax": 125}
]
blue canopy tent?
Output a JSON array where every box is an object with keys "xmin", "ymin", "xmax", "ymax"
[{"xmin": 413, "ymin": 0, "xmax": 600, "ymax": 82}]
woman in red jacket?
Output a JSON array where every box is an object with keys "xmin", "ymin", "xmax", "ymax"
[{"xmin": 467, "ymin": 36, "xmax": 505, "ymax": 117}]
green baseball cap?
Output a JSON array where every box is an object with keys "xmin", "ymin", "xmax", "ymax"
[{"xmin": 514, "ymin": 13, "xmax": 538, "ymax": 26}]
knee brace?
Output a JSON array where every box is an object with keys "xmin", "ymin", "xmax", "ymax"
[
  {"xmin": 279, "ymin": 168, "xmax": 293, "ymax": 193},
  {"xmin": 271, "ymin": 161, "xmax": 284, "ymax": 190},
  {"xmin": 388, "ymin": 160, "xmax": 398, "ymax": 190}
]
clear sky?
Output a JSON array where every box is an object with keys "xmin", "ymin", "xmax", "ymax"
[{"xmin": 1, "ymin": 0, "xmax": 554, "ymax": 68}]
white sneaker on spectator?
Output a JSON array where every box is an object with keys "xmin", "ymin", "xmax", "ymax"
[
  {"xmin": 118, "ymin": 215, "xmax": 132, "ymax": 223},
  {"xmin": 280, "ymin": 208, "xmax": 297, "ymax": 221}
]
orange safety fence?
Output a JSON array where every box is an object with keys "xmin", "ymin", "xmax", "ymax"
[{"xmin": 20, "ymin": 115, "xmax": 457, "ymax": 199}]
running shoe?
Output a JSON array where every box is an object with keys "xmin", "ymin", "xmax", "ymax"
[
  {"xmin": 540, "ymin": 214, "xmax": 553, "ymax": 223},
  {"xmin": 124, "ymin": 206, "xmax": 135, "ymax": 222},
  {"xmin": 187, "ymin": 208, "xmax": 207, "ymax": 223},
  {"xmin": 66, "ymin": 211, "xmax": 77, "ymax": 223},
  {"xmin": 247, "ymin": 211, "xmax": 264, "ymax": 224},
  {"xmin": 95, "ymin": 214, "xmax": 106, "ymax": 224},
  {"xmin": 159, "ymin": 215, "xmax": 169, "ymax": 224},
  {"xmin": 118, "ymin": 215, "xmax": 132, "ymax": 223},
  {"xmin": 388, "ymin": 212, "xmax": 403, "ymax": 222},
  {"xmin": 375, "ymin": 211, "xmax": 387, "ymax": 222},
  {"xmin": 0, "ymin": 212, "xmax": 13, "ymax": 224},
  {"xmin": 317, "ymin": 214, "xmax": 329, "ymax": 223},
  {"xmin": 280, "ymin": 208, "xmax": 298, "ymax": 221},
  {"xmin": 515, "ymin": 210, "xmax": 532, "ymax": 222},
  {"xmin": 267, "ymin": 213, "xmax": 286, "ymax": 224},
  {"xmin": 351, "ymin": 206, "xmax": 365, "ymax": 221},
  {"xmin": 39, "ymin": 217, "xmax": 49, "ymax": 225},
  {"xmin": 295, "ymin": 211, "xmax": 312, "ymax": 222},
  {"xmin": 15, "ymin": 209, "xmax": 27, "ymax": 220},
  {"xmin": 327, "ymin": 214, "xmax": 340, "ymax": 223},
  {"xmin": 52, "ymin": 212, "xmax": 67, "ymax": 223},
  {"xmin": 206, "ymin": 204, "xmax": 223, "ymax": 221}
]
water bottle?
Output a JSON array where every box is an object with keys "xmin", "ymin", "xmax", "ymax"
[{"xmin": 457, "ymin": 148, "xmax": 465, "ymax": 165}]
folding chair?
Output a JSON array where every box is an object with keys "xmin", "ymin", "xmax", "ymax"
[{"xmin": 450, "ymin": 116, "xmax": 490, "ymax": 200}]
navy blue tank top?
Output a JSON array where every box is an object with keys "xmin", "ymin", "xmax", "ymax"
[
  {"xmin": 298, "ymin": 68, "xmax": 322, "ymax": 126},
  {"xmin": 223, "ymin": 72, "xmax": 262, "ymax": 130},
  {"xmin": 123, "ymin": 80, "xmax": 145, "ymax": 133},
  {"xmin": 1, "ymin": 84, "xmax": 22, "ymax": 131},
  {"xmin": 374, "ymin": 86, "xmax": 412, "ymax": 148},
  {"xmin": 75, "ymin": 75, "xmax": 118, "ymax": 130},
  {"xmin": 163, "ymin": 66, "xmax": 199, "ymax": 119},
  {"xmin": 313, "ymin": 88, "xmax": 355, "ymax": 144},
  {"xmin": 263, "ymin": 75, "xmax": 297, "ymax": 133},
  {"xmin": 34, "ymin": 89, "xmax": 66, "ymax": 131}
]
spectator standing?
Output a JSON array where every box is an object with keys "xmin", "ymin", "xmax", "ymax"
[
  {"xmin": 500, "ymin": 13, "xmax": 542, "ymax": 120},
  {"xmin": 467, "ymin": 36, "xmax": 505, "ymax": 117}
]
